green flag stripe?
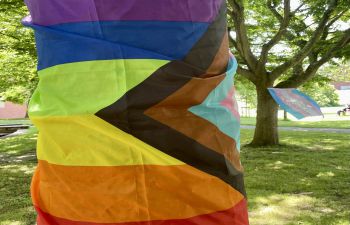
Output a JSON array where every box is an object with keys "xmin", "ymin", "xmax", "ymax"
[{"xmin": 29, "ymin": 59, "xmax": 169, "ymax": 117}]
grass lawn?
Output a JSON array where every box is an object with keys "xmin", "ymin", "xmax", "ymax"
[
  {"xmin": 0, "ymin": 119, "xmax": 32, "ymax": 125},
  {"xmin": 241, "ymin": 130, "xmax": 350, "ymax": 225},
  {"xmin": 241, "ymin": 117, "xmax": 350, "ymax": 129},
  {"xmin": 0, "ymin": 129, "xmax": 349, "ymax": 225},
  {"xmin": 0, "ymin": 128, "xmax": 37, "ymax": 225}
]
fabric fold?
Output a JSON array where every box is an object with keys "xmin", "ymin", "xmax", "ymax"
[{"xmin": 23, "ymin": 0, "xmax": 249, "ymax": 224}]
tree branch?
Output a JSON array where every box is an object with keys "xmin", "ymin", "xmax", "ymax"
[
  {"xmin": 228, "ymin": 27, "xmax": 239, "ymax": 49},
  {"xmin": 291, "ymin": 3, "xmax": 306, "ymax": 15},
  {"xmin": 270, "ymin": 0, "xmax": 338, "ymax": 81},
  {"xmin": 259, "ymin": 0, "xmax": 291, "ymax": 66},
  {"xmin": 237, "ymin": 66, "xmax": 257, "ymax": 84},
  {"xmin": 326, "ymin": 9, "xmax": 348, "ymax": 29},
  {"xmin": 227, "ymin": 0, "xmax": 259, "ymax": 73},
  {"xmin": 276, "ymin": 28, "xmax": 350, "ymax": 88},
  {"xmin": 267, "ymin": 0, "xmax": 283, "ymax": 23}
]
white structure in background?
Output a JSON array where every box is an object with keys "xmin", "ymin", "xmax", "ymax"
[
  {"xmin": 236, "ymin": 96, "xmax": 255, "ymax": 117},
  {"xmin": 0, "ymin": 100, "xmax": 27, "ymax": 119},
  {"xmin": 333, "ymin": 82, "xmax": 350, "ymax": 105}
]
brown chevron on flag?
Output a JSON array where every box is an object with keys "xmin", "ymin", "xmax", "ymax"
[{"xmin": 96, "ymin": 2, "xmax": 246, "ymax": 195}]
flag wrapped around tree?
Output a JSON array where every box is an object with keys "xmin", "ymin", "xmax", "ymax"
[{"xmin": 23, "ymin": 0, "xmax": 249, "ymax": 224}]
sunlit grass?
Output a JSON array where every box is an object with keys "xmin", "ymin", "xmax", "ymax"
[
  {"xmin": 0, "ymin": 131, "xmax": 37, "ymax": 225},
  {"xmin": 241, "ymin": 129, "xmax": 350, "ymax": 225},
  {"xmin": 0, "ymin": 129, "xmax": 349, "ymax": 225}
]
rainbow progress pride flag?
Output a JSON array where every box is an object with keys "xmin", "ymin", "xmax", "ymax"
[{"xmin": 23, "ymin": 0, "xmax": 249, "ymax": 224}]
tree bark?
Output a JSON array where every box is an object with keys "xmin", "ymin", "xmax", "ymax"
[
  {"xmin": 283, "ymin": 110, "xmax": 288, "ymax": 121},
  {"xmin": 250, "ymin": 87, "xmax": 279, "ymax": 146}
]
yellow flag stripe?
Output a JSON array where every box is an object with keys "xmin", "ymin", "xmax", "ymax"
[{"xmin": 32, "ymin": 115, "xmax": 183, "ymax": 166}]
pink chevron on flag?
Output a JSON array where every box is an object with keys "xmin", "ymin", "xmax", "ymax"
[{"xmin": 221, "ymin": 87, "xmax": 240, "ymax": 121}]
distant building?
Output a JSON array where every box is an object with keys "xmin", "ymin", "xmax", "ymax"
[
  {"xmin": 0, "ymin": 101, "xmax": 27, "ymax": 119},
  {"xmin": 333, "ymin": 82, "xmax": 350, "ymax": 105}
]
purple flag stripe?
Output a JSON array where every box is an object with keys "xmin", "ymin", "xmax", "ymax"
[{"xmin": 24, "ymin": 0, "xmax": 223, "ymax": 26}]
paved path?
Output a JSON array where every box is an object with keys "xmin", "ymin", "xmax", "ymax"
[
  {"xmin": 241, "ymin": 125, "xmax": 350, "ymax": 133},
  {"xmin": 0, "ymin": 129, "xmax": 29, "ymax": 139}
]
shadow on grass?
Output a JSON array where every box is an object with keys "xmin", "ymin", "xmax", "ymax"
[
  {"xmin": 0, "ymin": 132, "xmax": 37, "ymax": 225},
  {"xmin": 240, "ymin": 129, "xmax": 350, "ymax": 225}
]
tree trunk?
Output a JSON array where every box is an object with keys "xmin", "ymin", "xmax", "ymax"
[
  {"xmin": 250, "ymin": 87, "xmax": 279, "ymax": 146},
  {"xmin": 283, "ymin": 110, "xmax": 288, "ymax": 121}
]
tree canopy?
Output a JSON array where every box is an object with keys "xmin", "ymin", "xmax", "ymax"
[
  {"xmin": 228, "ymin": 0, "xmax": 349, "ymax": 88},
  {"xmin": 228, "ymin": 0, "xmax": 350, "ymax": 145},
  {"xmin": 0, "ymin": 0, "xmax": 36, "ymax": 104},
  {"xmin": 323, "ymin": 60, "xmax": 350, "ymax": 81}
]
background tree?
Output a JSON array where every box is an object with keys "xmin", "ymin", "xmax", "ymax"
[
  {"xmin": 0, "ymin": 0, "xmax": 36, "ymax": 104},
  {"xmin": 321, "ymin": 60, "xmax": 350, "ymax": 81},
  {"xmin": 301, "ymin": 78, "xmax": 340, "ymax": 107},
  {"xmin": 227, "ymin": 0, "xmax": 350, "ymax": 146}
]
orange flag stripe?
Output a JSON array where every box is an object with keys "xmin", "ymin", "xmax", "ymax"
[{"xmin": 32, "ymin": 160, "xmax": 244, "ymax": 223}]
